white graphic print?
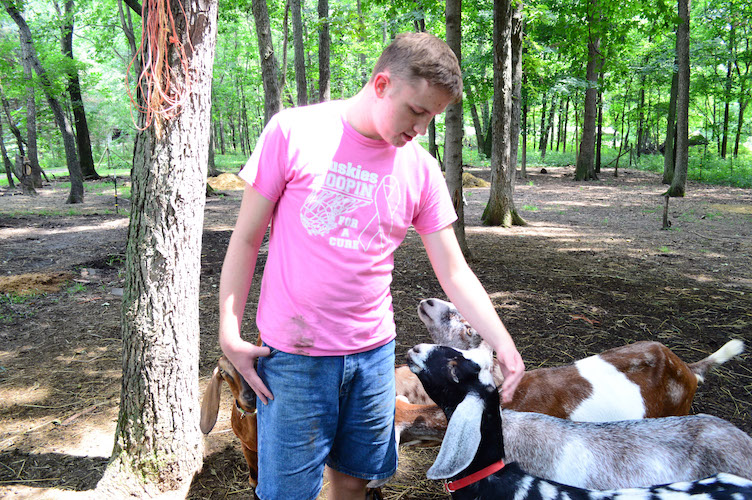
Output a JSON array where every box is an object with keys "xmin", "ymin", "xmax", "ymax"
[
  {"xmin": 358, "ymin": 175, "xmax": 401, "ymax": 255},
  {"xmin": 299, "ymin": 161, "xmax": 402, "ymax": 255},
  {"xmin": 300, "ymin": 188, "xmax": 370, "ymax": 236}
]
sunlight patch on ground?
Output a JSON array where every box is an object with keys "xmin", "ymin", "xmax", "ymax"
[
  {"xmin": 707, "ymin": 203, "xmax": 752, "ymax": 215},
  {"xmin": 1, "ymin": 218, "xmax": 128, "ymax": 241},
  {"xmin": 0, "ymin": 383, "xmax": 51, "ymax": 409}
]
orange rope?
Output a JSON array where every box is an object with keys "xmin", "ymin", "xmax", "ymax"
[{"xmin": 126, "ymin": 0, "xmax": 194, "ymax": 131}]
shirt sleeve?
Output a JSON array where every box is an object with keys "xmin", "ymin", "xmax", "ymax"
[
  {"xmin": 411, "ymin": 157, "xmax": 458, "ymax": 235},
  {"xmin": 238, "ymin": 113, "xmax": 289, "ymax": 202}
]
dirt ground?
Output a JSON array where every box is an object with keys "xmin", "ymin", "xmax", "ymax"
[{"xmin": 1, "ymin": 166, "xmax": 751, "ymax": 499}]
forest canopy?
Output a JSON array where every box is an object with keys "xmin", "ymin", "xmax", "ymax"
[{"xmin": 0, "ymin": 0, "xmax": 750, "ymax": 191}]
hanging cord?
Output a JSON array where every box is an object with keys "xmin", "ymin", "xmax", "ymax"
[{"xmin": 126, "ymin": 0, "xmax": 194, "ymax": 131}]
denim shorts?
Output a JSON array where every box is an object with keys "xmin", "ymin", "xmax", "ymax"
[{"xmin": 254, "ymin": 340, "xmax": 397, "ymax": 500}]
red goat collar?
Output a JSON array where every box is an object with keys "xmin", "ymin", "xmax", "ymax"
[{"xmin": 444, "ymin": 459, "xmax": 506, "ymax": 493}]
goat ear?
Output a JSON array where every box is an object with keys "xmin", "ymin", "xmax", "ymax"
[
  {"xmin": 426, "ymin": 395, "xmax": 484, "ymax": 479},
  {"xmin": 200, "ymin": 365, "xmax": 223, "ymax": 434}
]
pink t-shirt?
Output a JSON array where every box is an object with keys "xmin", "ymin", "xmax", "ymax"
[{"xmin": 239, "ymin": 100, "xmax": 457, "ymax": 356}]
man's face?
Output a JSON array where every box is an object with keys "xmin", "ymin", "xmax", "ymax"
[{"xmin": 372, "ymin": 74, "xmax": 454, "ymax": 148}]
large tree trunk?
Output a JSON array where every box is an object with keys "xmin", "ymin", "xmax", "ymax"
[
  {"xmin": 483, "ymin": 0, "xmax": 525, "ymax": 227},
  {"xmin": 575, "ymin": 11, "xmax": 600, "ymax": 182},
  {"xmin": 96, "ymin": 0, "xmax": 218, "ymax": 495},
  {"xmin": 318, "ymin": 0, "xmax": 330, "ymax": 102},
  {"xmin": 292, "ymin": 0, "xmax": 307, "ymax": 106},
  {"xmin": 252, "ymin": 0, "xmax": 282, "ymax": 123},
  {"xmin": 667, "ymin": 0, "xmax": 690, "ymax": 197},
  {"xmin": 18, "ymin": 28, "xmax": 42, "ymax": 187},
  {"xmin": 57, "ymin": 0, "xmax": 99, "ymax": 180},
  {"xmin": 445, "ymin": 0, "xmax": 470, "ymax": 257},
  {"xmin": 510, "ymin": 5, "xmax": 523, "ymax": 177},
  {"xmin": 3, "ymin": 0, "xmax": 84, "ymax": 204},
  {"xmin": 662, "ymin": 55, "xmax": 679, "ymax": 184}
]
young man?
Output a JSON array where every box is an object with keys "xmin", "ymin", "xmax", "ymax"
[{"xmin": 218, "ymin": 32, "xmax": 525, "ymax": 500}]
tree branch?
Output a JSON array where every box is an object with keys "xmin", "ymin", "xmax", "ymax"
[{"xmin": 123, "ymin": 0, "xmax": 142, "ymax": 16}]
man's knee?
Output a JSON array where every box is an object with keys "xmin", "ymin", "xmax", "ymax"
[{"xmin": 325, "ymin": 467, "xmax": 368, "ymax": 499}]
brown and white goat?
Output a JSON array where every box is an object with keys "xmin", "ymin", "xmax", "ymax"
[
  {"xmin": 406, "ymin": 298, "xmax": 744, "ymax": 421},
  {"xmin": 200, "ymin": 355, "xmax": 259, "ymax": 488}
]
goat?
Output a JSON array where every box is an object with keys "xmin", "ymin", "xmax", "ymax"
[
  {"xmin": 406, "ymin": 343, "xmax": 752, "ymax": 498},
  {"xmin": 410, "ymin": 297, "xmax": 744, "ymax": 421},
  {"xmin": 200, "ymin": 355, "xmax": 259, "ymax": 488}
]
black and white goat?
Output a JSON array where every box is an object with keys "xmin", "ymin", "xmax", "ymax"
[{"xmin": 406, "ymin": 343, "xmax": 752, "ymax": 499}]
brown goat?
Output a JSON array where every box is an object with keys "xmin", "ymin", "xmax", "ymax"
[{"xmin": 200, "ymin": 355, "xmax": 258, "ymax": 488}]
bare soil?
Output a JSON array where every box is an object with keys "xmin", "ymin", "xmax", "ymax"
[{"xmin": 1, "ymin": 166, "xmax": 751, "ymax": 499}]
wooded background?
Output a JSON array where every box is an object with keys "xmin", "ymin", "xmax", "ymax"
[{"xmin": 1, "ymin": 0, "xmax": 751, "ymax": 198}]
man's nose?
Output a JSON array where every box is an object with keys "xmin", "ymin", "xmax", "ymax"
[{"xmin": 413, "ymin": 116, "xmax": 431, "ymax": 136}]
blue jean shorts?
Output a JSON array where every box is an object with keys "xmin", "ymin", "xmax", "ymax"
[{"xmin": 254, "ymin": 340, "xmax": 397, "ymax": 500}]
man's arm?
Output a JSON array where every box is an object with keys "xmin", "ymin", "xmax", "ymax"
[
  {"xmin": 218, "ymin": 184, "xmax": 276, "ymax": 403},
  {"xmin": 420, "ymin": 225, "xmax": 525, "ymax": 402}
]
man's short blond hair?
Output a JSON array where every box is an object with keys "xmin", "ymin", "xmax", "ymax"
[{"xmin": 371, "ymin": 32, "xmax": 463, "ymax": 104}]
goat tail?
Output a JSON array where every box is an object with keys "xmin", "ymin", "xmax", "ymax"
[
  {"xmin": 200, "ymin": 365, "xmax": 224, "ymax": 434},
  {"xmin": 689, "ymin": 339, "xmax": 744, "ymax": 383}
]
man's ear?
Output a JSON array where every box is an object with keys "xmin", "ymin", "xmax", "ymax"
[{"xmin": 373, "ymin": 72, "xmax": 390, "ymax": 98}]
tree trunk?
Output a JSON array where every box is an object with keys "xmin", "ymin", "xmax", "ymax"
[
  {"xmin": 318, "ymin": 0, "xmax": 330, "ymax": 102},
  {"xmin": 292, "ymin": 0, "xmax": 307, "ymax": 106},
  {"xmin": 510, "ymin": 7, "xmax": 523, "ymax": 177},
  {"xmin": 721, "ymin": 24, "xmax": 735, "ymax": 159},
  {"xmin": 596, "ymin": 84, "xmax": 603, "ymax": 172},
  {"xmin": 520, "ymin": 71, "xmax": 528, "ymax": 178},
  {"xmin": 18, "ymin": 28, "xmax": 42, "ymax": 187},
  {"xmin": 95, "ymin": 0, "xmax": 217, "ymax": 495},
  {"xmin": 469, "ymin": 96, "xmax": 486, "ymax": 154},
  {"xmin": 252, "ymin": 0, "xmax": 282, "ymax": 123},
  {"xmin": 483, "ymin": 0, "xmax": 525, "ymax": 227},
  {"xmin": 562, "ymin": 97, "xmax": 569, "ymax": 152},
  {"xmin": 445, "ymin": 0, "xmax": 470, "ymax": 257},
  {"xmin": 574, "ymin": 14, "xmax": 600, "ymax": 182},
  {"xmin": 733, "ymin": 53, "xmax": 750, "ymax": 157},
  {"xmin": 538, "ymin": 93, "xmax": 547, "ymax": 158},
  {"xmin": 3, "ymin": 0, "xmax": 84, "ymax": 203},
  {"xmin": 663, "ymin": 55, "xmax": 679, "ymax": 184},
  {"xmin": 667, "ymin": 0, "xmax": 690, "ymax": 197},
  {"xmin": 0, "ymin": 120, "xmax": 16, "ymax": 188},
  {"xmin": 57, "ymin": 0, "xmax": 99, "ymax": 180},
  {"xmin": 0, "ymin": 86, "xmax": 26, "ymax": 161}
]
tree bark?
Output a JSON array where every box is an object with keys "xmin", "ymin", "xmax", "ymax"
[
  {"xmin": 56, "ymin": 0, "xmax": 99, "ymax": 180},
  {"xmin": 251, "ymin": 0, "xmax": 282, "ymax": 123},
  {"xmin": 574, "ymin": 6, "xmax": 600, "ymax": 182},
  {"xmin": 18, "ymin": 26, "xmax": 42, "ymax": 187},
  {"xmin": 667, "ymin": 0, "xmax": 690, "ymax": 197},
  {"xmin": 0, "ymin": 86, "xmax": 26, "ymax": 161},
  {"xmin": 483, "ymin": 0, "xmax": 525, "ymax": 227},
  {"xmin": 292, "ymin": 0, "xmax": 307, "ymax": 106},
  {"xmin": 0, "ymin": 119, "xmax": 16, "ymax": 188},
  {"xmin": 663, "ymin": 55, "xmax": 679, "ymax": 184},
  {"xmin": 445, "ymin": 0, "xmax": 470, "ymax": 257},
  {"xmin": 95, "ymin": 0, "xmax": 218, "ymax": 495},
  {"xmin": 318, "ymin": 0, "xmax": 330, "ymax": 102},
  {"xmin": 510, "ymin": 5, "xmax": 523, "ymax": 177},
  {"xmin": 3, "ymin": 0, "xmax": 84, "ymax": 203}
]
